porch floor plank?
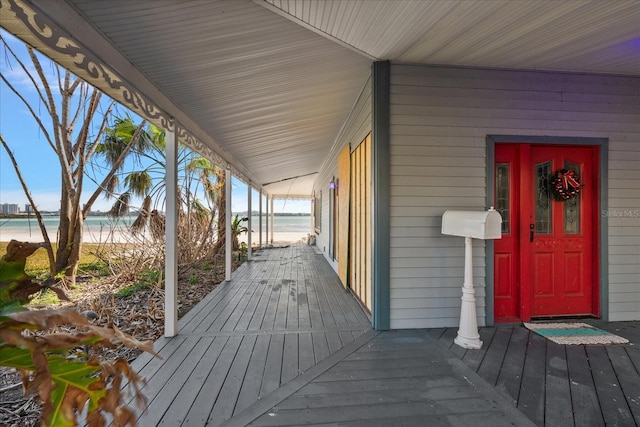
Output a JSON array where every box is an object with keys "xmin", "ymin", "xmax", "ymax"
[
  {"xmin": 233, "ymin": 334, "xmax": 270, "ymax": 415},
  {"xmin": 566, "ymin": 345, "xmax": 605, "ymax": 427},
  {"xmin": 157, "ymin": 336, "xmax": 228, "ymax": 426},
  {"xmin": 495, "ymin": 326, "xmax": 528, "ymax": 404},
  {"xmin": 544, "ymin": 342, "xmax": 573, "ymax": 427},
  {"xmin": 432, "ymin": 322, "xmax": 640, "ymax": 427},
  {"xmin": 129, "ymin": 244, "xmax": 639, "ymax": 427},
  {"xmin": 588, "ymin": 345, "xmax": 636, "ymax": 426}
]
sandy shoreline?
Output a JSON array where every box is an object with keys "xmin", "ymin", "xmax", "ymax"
[{"xmin": 1, "ymin": 229, "xmax": 310, "ymax": 245}]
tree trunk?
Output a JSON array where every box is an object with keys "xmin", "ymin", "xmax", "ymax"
[
  {"xmin": 55, "ymin": 186, "xmax": 83, "ymax": 287},
  {"xmin": 213, "ymin": 175, "xmax": 226, "ymax": 255}
]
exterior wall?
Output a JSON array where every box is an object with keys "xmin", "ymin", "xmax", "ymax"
[
  {"xmin": 314, "ymin": 75, "xmax": 372, "ymax": 270},
  {"xmin": 389, "ymin": 64, "xmax": 640, "ymax": 328}
]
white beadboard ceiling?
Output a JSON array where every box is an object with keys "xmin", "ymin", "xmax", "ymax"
[{"xmin": 5, "ymin": 0, "xmax": 640, "ymax": 196}]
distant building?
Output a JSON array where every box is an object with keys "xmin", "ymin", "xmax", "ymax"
[
  {"xmin": 1, "ymin": 203, "xmax": 20, "ymax": 214},
  {"xmin": 24, "ymin": 204, "xmax": 33, "ymax": 214}
]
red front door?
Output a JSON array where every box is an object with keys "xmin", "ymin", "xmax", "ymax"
[{"xmin": 494, "ymin": 143, "xmax": 599, "ymax": 322}]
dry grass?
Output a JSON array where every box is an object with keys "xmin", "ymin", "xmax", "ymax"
[{"xmin": 0, "ymin": 241, "xmax": 108, "ymax": 275}]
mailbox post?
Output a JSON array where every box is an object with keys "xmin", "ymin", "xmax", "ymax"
[{"xmin": 441, "ymin": 208, "xmax": 502, "ymax": 349}]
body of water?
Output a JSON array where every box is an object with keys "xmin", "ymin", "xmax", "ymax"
[
  {"xmin": 248, "ymin": 215, "xmax": 311, "ymax": 232},
  {"xmin": 0, "ymin": 214, "xmax": 311, "ymax": 242}
]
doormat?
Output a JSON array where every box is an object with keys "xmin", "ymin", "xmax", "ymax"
[{"xmin": 523, "ymin": 322, "xmax": 629, "ymax": 345}]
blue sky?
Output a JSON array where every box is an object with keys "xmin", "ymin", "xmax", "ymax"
[{"xmin": 0, "ymin": 30, "xmax": 309, "ymax": 215}]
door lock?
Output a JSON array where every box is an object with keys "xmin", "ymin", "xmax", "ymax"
[{"xmin": 530, "ymin": 224, "xmax": 535, "ymax": 242}]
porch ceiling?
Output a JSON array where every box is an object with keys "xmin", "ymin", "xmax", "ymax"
[{"xmin": 4, "ymin": 0, "xmax": 639, "ymax": 197}]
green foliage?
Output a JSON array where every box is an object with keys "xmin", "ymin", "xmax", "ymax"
[
  {"xmin": 1, "ymin": 346, "xmax": 107, "ymax": 422},
  {"xmin": 0, "ymin": 241, "xmax": 155, "ymax": 426},
  {"xmin": 140, "ymin": 268, "xmax": 162, "ymax": 284},
  {"xmin": 78, "ymin": 260, "xmax": 110, "ymax": 276},
  {"xmin": 116, "ymin": 268, "xmax": 161, "ymax": 298},
  {"xmin": 231, "ymin": 214, "xmax": 249, "ymax": 236},
  {"xmin": 189, "ymin": 274, "xmax": 198, "ymax": 285},
  {"xmin": 30, "ymin": 288, "xmax": 61, "ymax": 305},
  {"xmin": 116, "ymin": 281, "xmax": 150, "ymax": 298}
]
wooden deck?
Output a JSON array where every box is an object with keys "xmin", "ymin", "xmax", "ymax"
[
  {"xmin": 129, "ymin": 244, "xmax": 373, "ymax": 426},
  {"xmin": 127, "ymin": 244, "xmax": 639, "ymax": 427},
  {"xmin": 429, "ymin": 322, "xmax": 640, "ymax": 427}
]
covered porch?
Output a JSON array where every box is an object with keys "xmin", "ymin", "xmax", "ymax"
[
  {"xmin": 128, "ymin": 244, "xmax": 373, "ymax": 425},
  {"xmin": 126, "ymin": 244, "xmax": 639, "ymax": 426}
]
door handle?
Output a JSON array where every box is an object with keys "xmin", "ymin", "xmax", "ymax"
[{"xmin": 530, "ymin": 224, "xmax": 535, "ymax": 242}]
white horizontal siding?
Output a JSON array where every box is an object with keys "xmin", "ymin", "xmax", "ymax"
[
  {"xmin": 607, "ymin": 134, "xmax": 640, "ymax": 318},
  {"xmin": 389, "ymin": 64, "xmax": 640, "ymax": 328}
]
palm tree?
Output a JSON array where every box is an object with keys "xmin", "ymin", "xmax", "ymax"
[
  {"xmin": 0, "ymin": 38, "xmax": 147, "ymax": 286},
  {"xmin": 231, "ymin": 214, "xmax": 249, "ymax": 251},
  {"xmin": 104, "ymin": 117, "xmax": 229, "ymax": 260}
]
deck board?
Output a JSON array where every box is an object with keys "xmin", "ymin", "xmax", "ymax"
[
  {"xmin": 566, "ymin": 345, "xmax": 605, "ymax": 427},
  {"xmin": 606, "ymin": 346, "xmax": 640, "ymax": 424},
  {"xmin": 153, "ymin": 337, "xmax": 217, "ymax": 426},
  {"xmin": 208, "ymin": 335, "xmax": 257, "ymax": 424},
  {"xmin": 588, "ymin": 345, "xmax": 636, "ymax": 426},
  {"xmin": 234, "ymin": 334, "xmax": 270, "ymax": 415},
  {"xmin": 245, "ymin": 331, "xmax": 535, "ymax": 427},
  {"xmin": 462, "ymin": 326, "xmax": 496, "ymax": 372},
  {"xmin": 184, "ymin": 336, "xmax": 243, "ymax": 425},
  {"xmin": 495, "ymin": 326, "xmax": 528, "ymax": 404},
  {"xmin": 432, "ymin": 322, "xmax": 640, "ymax": 427},
  {"xmin": 128, "ymin": 244, "xmax": 639, "ymax": 427},
  {"xmin": 544, "ymin": 342, "xmax": 573, "ymax": 427},
  {"xmin": 477, "ymin": 326, "xmax": 511, "ymax": 386},
  {"xmin": 128, "ymin": 245, "xmax": 374, "ymax": 426}
]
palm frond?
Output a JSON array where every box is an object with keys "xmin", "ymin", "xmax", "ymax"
[
  {"xmin": 123, "ymin": 171, "xmax": 152, "ymax": 199},
  {"xmin": 108, "ymin": 192, "xmax": 130, "ymax": 218},
  {"xmin": 191, "ymin": 199, "xmax": 211, "ymax": 226},
  {"xmin": 130, "ymin": 195, "xmax": 152, "ymax": 235},
  {"xmin": 150, "ymin": 210, "xmax": 165, "ymax": 240},
  {"xmin": 105, "ymin": 175, "xmax": 120, "ymax": 197}
]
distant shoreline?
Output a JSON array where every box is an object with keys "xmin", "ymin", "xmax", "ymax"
[
  {"xmin": 0, "ymin": 213, "xmax": 311, "ymax": 219},
  {"xmin": 1, "ymin": 214, "xmax": 312, "ymax": 244},
  {"xmin": 0, "ymin": 230, "xmax": 309, "ymax": 245}
]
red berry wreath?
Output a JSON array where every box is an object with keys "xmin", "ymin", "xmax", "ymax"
[{"xmin": 550, "ymin": 169, "xmax": 583, "ymax": 201}]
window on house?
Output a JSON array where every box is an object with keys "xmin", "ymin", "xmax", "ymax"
[{"xmin": 314, "ymin": 191, "xmax": 322, "ymax": 233}]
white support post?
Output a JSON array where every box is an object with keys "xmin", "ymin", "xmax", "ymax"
[
  {"xmin": 258, "ymin": 191, "xmax": 263, "ymax": 249},
  {"xmin": 164, "ymin": 122, "xmax": 178, "ymax": 337},
  {"xmin": 247, "ymin": 184, "xmax": 252, "ymax": 261},
  {"xmin": 270, "ymin": 196, "xmax": 275, "ymax": 244},
  {"xmin": 265, "ymin": 194, "xmax": 269, "ymax": 246},
  {"xmin": 225, "ymin": 168, "xmax": 232, "ymax": 282},
  {"xmin": 454, "ymin": 236, "xmax": 482, "ymax": 349},
  {"xmin": 310, "ymin": 198, "xmax": 314, "ymax": 235}
]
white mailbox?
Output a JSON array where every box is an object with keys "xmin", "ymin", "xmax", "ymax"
[
  {"xmin": 441, "ymin": 207, "xmax": 502, "ymax": 350},
  {"xmin": 441, "ymin": 208, "xmax": 502, "ymax": 240}
]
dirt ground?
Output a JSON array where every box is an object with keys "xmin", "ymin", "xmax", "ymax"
[{"xmin": 0, "ymin": 260, "xmax": 242, "ymax": 427}]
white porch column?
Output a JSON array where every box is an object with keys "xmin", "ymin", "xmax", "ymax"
[
  {"xmin": 270, "ymin": 196, "xmax": 275, "ymax": 244},
  {"xmin": 310, "ymin": 198, "xmax": 314, "ymax": 235},
  {"xmin": 247, "ymin": 184, "xmax": 252, "ymax": 261},
  {"xmin": 258, "ymin": 190, "xmax": 263, "ymax": 249},
  {"xmin": 225, "ymin": 168, "xmax": 232, "ymax": 282},
  {"xmin": 265, "ymin": 193, "xmax": 269, "ymax": 246},
  {"xmin": 164, "ymin": 121, "xmax": 178, "ymax": 337}
]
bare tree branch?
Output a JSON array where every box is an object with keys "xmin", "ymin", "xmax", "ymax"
[
  {"xmin": 0, "ymin": 36, "xmax": 52, "ymax": 114},
  {"xmin": 85, "ymin": 100, "xmax": 115, "ymax": 160},
  {"xmin": 0, "ymin": 134, "xmax": 56, "ymax": 277},
  {"xmin": 0, "ymin": 48, "xmax": 56, "ymax": 151},
  {"xmin": 27, "ymin": 47, "xmax": 74, "ymax": 193}
]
